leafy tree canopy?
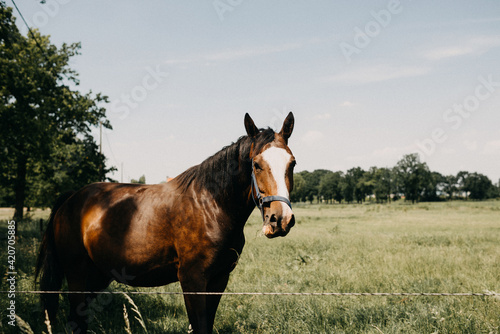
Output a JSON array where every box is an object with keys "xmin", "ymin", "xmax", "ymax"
[{"xmin": 0, "ymin": 5, "xmax": 113, "ymax": 219}]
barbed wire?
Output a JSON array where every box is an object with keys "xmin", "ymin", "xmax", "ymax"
[{"xmin": 2, "ymin": 290, "xmax": 498, "ymax": 297}]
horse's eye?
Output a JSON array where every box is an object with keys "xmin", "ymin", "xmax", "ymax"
[{"xmin": 254, "ymin": 162, "xmax": 262, "ymax": 171}]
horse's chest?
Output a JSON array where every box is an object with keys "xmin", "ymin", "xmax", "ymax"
[{"xmin": 210, "ymin": 232, "xmax": 245, "ymax": 273}]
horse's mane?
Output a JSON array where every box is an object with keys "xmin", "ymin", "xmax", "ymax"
[{"xmin": 175, "ymin": 128, "xmax": 276, "ymax": 201}]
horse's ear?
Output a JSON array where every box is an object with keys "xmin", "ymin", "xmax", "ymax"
[
  {"xmin": 279, "ymin": 112, "xmax": 294, "ymax": 142},
  {"xmin": 244, "ymin": 113, "xmax": 259, "ymax": 138}
]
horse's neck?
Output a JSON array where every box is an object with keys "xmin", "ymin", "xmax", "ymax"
[
  {"xmin": 220, "ymin": 161, "xmax": 255, "ymax": 222},
  {"xmin": 177, "ymin": 141, "xmax": 256, "ymax": 225}
]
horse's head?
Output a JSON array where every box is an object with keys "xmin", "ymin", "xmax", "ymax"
[{"xmin": 245, "ymin": 112, "xmax": 296, "ymax": 238}]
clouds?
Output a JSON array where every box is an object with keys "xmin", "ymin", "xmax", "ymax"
[
  {"xmin": 326, "ymin": 64, "xmax": 431, "ymax": 85},
  {"xmin": 345, "ymin": 144, "xmax": 417, "ymax": 167},
  {"xmin": 339, "ymin": 101, "xmax": 355, "ymax": 108},
  {"xmin": 463, "ymin": 140, "xmax": 500, "ymax": 155},
  {"xmin": 205, "ymin": 43, "xmax": 302, "ymax": 61},
  {"xmin": 313, "ymin": 113, "xmax": 331, "ymax": 120},
  {"xmin": 422, "ymin": 35, "xmax": 500, "ymax": 61},
  {"xmin": 463, "ymin": 140, "xmax": 478, "ymax": 151},
  {"xmin": 482, "ymin": 140, "xmax": 500, "ymax": 156},
  {"xmin": 327, "ymin": 33, "xmax": 500, "ymax": 86},
  {"xmin": 300, "ymin": 130, "xmax": 325, "ymax": 145},
  {"xmin": 165, "ymin": 42, "xmax": 304, "ymax": 66}
]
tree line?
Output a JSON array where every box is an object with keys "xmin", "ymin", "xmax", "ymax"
[{"xmin": 291, "ymin": 153, "xmax": 499, "ymax": 204}]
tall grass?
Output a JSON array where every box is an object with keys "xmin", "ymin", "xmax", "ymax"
[{"xmin": 1, "ymin": 201, "xmax": 499, "ymax": 333}]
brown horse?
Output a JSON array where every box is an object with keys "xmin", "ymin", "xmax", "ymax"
[{"xmin": 36, "ymin": 113, "xmax": 296, "ymax": 333}]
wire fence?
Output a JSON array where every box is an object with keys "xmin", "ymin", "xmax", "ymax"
[{"xmin": 2, "ymin": 290, "xmax": 499, "ymax": 297}]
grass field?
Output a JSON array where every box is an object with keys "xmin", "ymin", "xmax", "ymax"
[{"xmin": 1, "ymin": 201, "xmax": 499, "ymax": 333}]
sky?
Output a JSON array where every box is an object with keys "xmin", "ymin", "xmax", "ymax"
[{"xmin": 12, "ymin": 0, "xmax": 500, "ymax": 184}]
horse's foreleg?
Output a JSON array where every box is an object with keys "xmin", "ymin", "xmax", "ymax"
[
  {"xmin": 180, "ymin": 271, "xmax": 231, "ymax": 334},
  {"xmin": 206, "ymin": 273, "xmax": 230, "ymax": 332},
  {"xmin": 183, "ymin": 293, "xmax": 208, "ymax": 334},
  {"xmin": 179, "ymin": 272, "xmax": 210, "ymax": 334}
]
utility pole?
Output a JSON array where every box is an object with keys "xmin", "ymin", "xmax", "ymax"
[
  {"xmin": 99, "ymin": 121, "xmax": 102, "ymax": 155},
  {"xmin": 99, "ymin": 121, "xmax": 103, "ymax": 181}
]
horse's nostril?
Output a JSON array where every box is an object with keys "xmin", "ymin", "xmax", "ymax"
[{"xmin": 270, "ymin": 214, "xmax": 277, "ymax": 223}]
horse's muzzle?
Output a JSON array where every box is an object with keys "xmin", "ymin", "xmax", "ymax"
[{"xmin": 262, "ymin": 211, "xmax": 295, "ymax": 238}]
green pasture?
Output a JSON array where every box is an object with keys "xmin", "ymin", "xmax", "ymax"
[{"xmin": 1, "ymin": 201, "xmax": 499, "ymax": 333}]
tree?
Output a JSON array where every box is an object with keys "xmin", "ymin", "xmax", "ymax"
[
  {"xmin": 297, "ymin": 169, "xmax": 330, "ymax": 203},
  {"xmin": 0, "ymin": 6, "xmax": 112, "ymax": 220},
  {"xmin": 463, "ymin": 172, "xmax": 494, "ymax": 200},
  {"xmin": 371, "ymin": 167, "xmax": 392, "ymax": 202},
  {"xmin": 351, "ymin": 167, "xmax": 366, "ymax": 203},
  {"xmin": 310, "ymin": 169, "xmax": 331, "ymax": 203},
  {"xmin": 441, "ymin": 175, "xmax": 458, "ymax": 199},
  {"xmin": 394, "ymin": 153, "xmax": 431, "ymax": 203},
  {"xmin": 492, "ymin": 180, "xmax": 500, "ymax": 198},
  {"xmin": 456, "ymin": 171, "xmax": 470, "ymax": 199},
  {"xmin": 318, "ymin": 170, "xmax": 334, "ymax": 203},
  {"xmin": 293, "ymin": 171, "xmax": 314, "ymax": 203},
  {"xmin": 318, "ymin": 171, "xmax": 343, "ymax": 203},
  {"xmin": 340, "ymin": 167, "xmax": 365, "ymax": 203},
  {"xmin": 358, "ymin": 167, "xmax": 377, "ymax": 202},
  {"xmin": 131, "ymin": 175, "xmax": 146, "ymax": 184},
  {"xmin": 290, "ymin": 173, "xmax": 305, "ymax": 203},
  {"xmin": 420, "ymin": 171, "xmax": 441, "ymax": 202},
  {"xmin": 25, "ymin": 134, "xmax": 115, "ymax": 208},
  {"xmin": 340, "ymin": 171, "xmax": 355, "ymax": 203},
  {"xmin": 332, "ymin": 172, "xmax": 345, "ymax": 203}
]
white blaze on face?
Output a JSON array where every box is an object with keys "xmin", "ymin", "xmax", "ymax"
[{"xmin": 261, "ymin": 147, "xmax": 293, "ymax": 216}]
